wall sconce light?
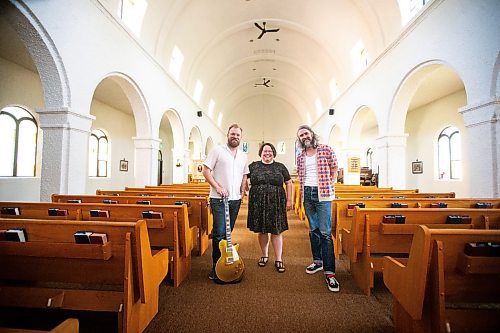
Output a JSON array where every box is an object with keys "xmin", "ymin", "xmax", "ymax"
[
  {"xmin": 175, "ymin": 159, "xmax": 182, "ymax": 167},
  {"xmin": 329, "ymin": 108, "xmax": 335, "ymax": 115},
  {"xmin": 197, "ymin": 110, "xmax": 202, "ymax": 117}
]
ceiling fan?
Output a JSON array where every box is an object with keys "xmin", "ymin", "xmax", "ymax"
[
  {"xmin": 254, "ymin": 21, "xmax": 280, "ymax": 39},
  {"xmin": 254, "ymin": 78, "xmax": 273, "ymax": 87}
]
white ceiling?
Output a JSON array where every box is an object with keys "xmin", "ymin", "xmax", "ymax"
[{"xmin": 0, "ymin": 0, "xmax": 464, "ymax": 120}]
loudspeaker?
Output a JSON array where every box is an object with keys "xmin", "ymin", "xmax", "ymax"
[
  {"xmin": 329, "ymin": 108, "xmax": 335, "ymax": 115},
  {"xmin": 197, "ymin": 111, "xmax": 202, "ymax": 117}
]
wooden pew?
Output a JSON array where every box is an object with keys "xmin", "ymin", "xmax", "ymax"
[
  {"xmin": 124, "ymin": 187, "xmax": 209, "ymax": 196},
  {"xmin": 383, "ymin": 225, "xmax": 500, "ymax": 332},
  {"xmin": 51, "ymin": 194, "xmax": 212, "ymax": 256},
  {"xmin": 335, "ymin": 191, "xmax": 455, "ymax": 199},
  {"xmin": 0, "ymin": 202, "xmax": 193, "ymax": 287},
  {"xmin": 343, "ymin": 207, "xmax": 500, "ymax": 295},
  {"xmin": 333, "ymin": 198, "xmax": 500, "ymax": 258},
  {"xmin": 0, "ymin": 218, "xmax": 168, "ymax": 333},
  {"xmin": 96, "ymin": 189, "xmax": 208, "ymax": 198},
  {"xmin": 0, "ymin": 318, "xmax": 79, "ymax": 333}
]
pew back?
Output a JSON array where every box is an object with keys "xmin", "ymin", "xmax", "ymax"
[
  {"xmin": 51, "ymin": 194, "xmax": 212, "ymax": 255},
  {"xmin": 383, "ymin": 225, "xmax": 500, "ymax": 333},
  {"xmin": 343, "ymin": 207, "xmax": 500, "ymax": 295},
  {"xmin": 334, "ymin": 198, "xmax": 500, "ymax": 257},
  {"xmin": 0, "ymin": 201, "xmax": 191, "ymax": 287},
  {"xmin": 0, "ymin": 218, "xmax": 168, "ymax": 333}
]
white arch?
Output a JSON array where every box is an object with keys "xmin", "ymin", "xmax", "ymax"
[
  {"xmin": 95, "ymin": 72, "xmax": 151, "ymax": 138},
  {"xmin": 3, "ymin": 1, "xmax": 70, "ymax": 107},
  {"xmin": 388, "ymin": 60, "xmax": 464, "ymax": 135}
]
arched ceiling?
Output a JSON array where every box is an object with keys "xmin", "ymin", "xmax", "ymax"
[
  {"xmin": 0, "ymin": 0, "xmax": 408, "ymax": 124},
  {"xmin": 135, "ymin": 0, "xmax": 404, "ymax": 123}
]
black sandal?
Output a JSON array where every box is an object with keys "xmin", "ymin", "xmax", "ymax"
[
  {"xmin": 258, "ymin": 256, "xmax": 269, "ymax": 267},
  {"xmin": 275, "ymin": 261, "xmax": 285, "ymax": 273}
]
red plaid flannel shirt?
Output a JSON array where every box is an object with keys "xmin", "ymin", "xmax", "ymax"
[{"xmin": 297, "ymin": 144, "xmax": 337, "ymax": 202}]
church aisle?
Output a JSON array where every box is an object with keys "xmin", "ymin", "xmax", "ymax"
[{"xmin": 145, "ymin": 203, "xmax": 394, "ymax": 333}]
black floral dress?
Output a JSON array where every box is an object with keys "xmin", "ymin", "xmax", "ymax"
[{"xmin": 247, "ymin": 161, "xmax": 291, "ymax": 235}]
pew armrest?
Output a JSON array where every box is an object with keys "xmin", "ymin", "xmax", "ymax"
[
  {"xmin": 383, "ymin": 225, "xmax": 432, "ymax": 320},
  {"xmin": 135, "ymin": 221, "xmax": 169, "ymax": 304}
]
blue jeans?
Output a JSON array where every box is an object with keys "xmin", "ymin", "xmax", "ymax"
[
  {"xmin": 210, "ymin": 198, "xmax": 242, "ymax": 267},
  {"xmin": 303, "ymin": 186, "xmax": 335, "ymax": 274}
]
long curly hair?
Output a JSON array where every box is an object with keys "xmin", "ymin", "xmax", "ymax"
[{"xmin": 296, "ymin": 125, "xmax": 319, "ymax": 149}]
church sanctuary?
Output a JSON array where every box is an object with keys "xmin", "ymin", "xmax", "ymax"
[{"xmin": 1, "ymin": 0, "xmax": 499, "ymax": 332}]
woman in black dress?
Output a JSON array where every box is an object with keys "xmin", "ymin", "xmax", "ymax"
[{"xmin": 247, "ymin": 142, "xmax": 293, "ymax": 273}]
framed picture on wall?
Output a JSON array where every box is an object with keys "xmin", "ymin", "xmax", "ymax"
[
  {"xmin": 412, "ymin": 161, "xmax": 423, "ymax": 174},
  {"xmin": 120, "ymin": 159, "xmax": 128, "ymax": 172}
]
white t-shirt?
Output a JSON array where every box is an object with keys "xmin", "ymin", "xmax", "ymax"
[
  {"xmin": 304, "ymin": 154, "xmax": 318, "ymax": 187},
  {"xmin": 204, "ymin": 144, "xmax": 249, "ymax": 200}
]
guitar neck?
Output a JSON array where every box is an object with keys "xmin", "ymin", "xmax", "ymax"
[{"xmin": 223, "ymin": 197, "xmax": 233, "ymax": 249}]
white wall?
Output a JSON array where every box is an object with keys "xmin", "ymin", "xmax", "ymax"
[
  {"xmin": 0, "ymin": 57, "xmax": 44, "ymax": 201},
  {"xmin": 86, "ymin": 99, "xmax": 136, "ymax": 193},
  {"xmin": 228, "ymin": 95, "xmax": 302, "ymax": 173},
  {"xmin": 405, "ymin": 90, "xmax": 469, "ymax": 196}
]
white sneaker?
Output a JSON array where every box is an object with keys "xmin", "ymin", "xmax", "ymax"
[{"xmin": 305, "ymin": 262, "xmax": 323, "ymax": 274}]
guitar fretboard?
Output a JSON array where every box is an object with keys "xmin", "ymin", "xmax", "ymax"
[{"xmin": 223, "ymin": 197, "xmax": 233, "ymax": 251}]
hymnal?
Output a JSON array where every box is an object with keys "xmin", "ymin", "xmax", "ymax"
[
  {"xmin": 142, "ymin": 211, "xmax": 163, "ymax": 219},
  {"xmin": 136, "ymin": 200, "xmax": 151, "ymax": 205},
  {"xmin": 89, "ymin": 233, "xmax": 108, "ymax": 244},
  {"xmin": 475, "ymin": 202, "xmax": 493, "ymax": 208},
  {"xmin": 430, "ymin": 202, "xmax": 448, "ymax": 208},
  {"xmin": 90, "ymin": 210, "xmax": 110, "ymax": 218},
  {"xmin": 446, "ymin": 215, "xmax": 471, "ymax": 224},
  {"xmin": 382, "ymin": 215, "xmax": 396, "ymax": 224},
  {"xmin": 74, "ymin": 231, "xmax": 92, "ymax": 244},
  {"xmin": 395, "ymin": 215, "xmax": 406, "ymax": 224},
  {"xmin": 103, "ymin": 199, "xmax": 118, "ymax": 204},
  {"xmin": 464, "ymin": 242, "xmax": 490, "ymax": 256},
  {"xmin": 1, "ymin": 207, "xmax": 21, "ymax": 215},
  {"xmin": 67, "ymin": 199, "xmax": 82, "ymax": 203},
  {"xmin": 347, "ymin": 203, "xmax": 365, "ymax": 209},
  {"xmin": 175, "ymin": 201, "xmax": 191, "ymax": 207},
  {"xmin": 490, "ymin": 242, "xmax": 500, "ymax": 256},
  {"xmin": 5, "ymin": 228, "xmax": 27, "ymax": 242},
  {"xmin": 391, "ymin": 203, "xmax": 408, "ymax": 208},
  {"xmin": 48, "ymin": 208, "xmax": 68, "ymax": 216}
]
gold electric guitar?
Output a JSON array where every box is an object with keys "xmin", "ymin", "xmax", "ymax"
[{"xmin": 215, "ymin": 197, "xmax": 244, "ymax": 283}]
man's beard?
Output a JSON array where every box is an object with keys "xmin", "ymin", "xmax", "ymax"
[
  {"xmin": 228, "ymin": 138, "xmax": 240, "ymax": 148},
  {"xmin": 300, "ymin": 138, "xmax": 314, "ymax": 149}
]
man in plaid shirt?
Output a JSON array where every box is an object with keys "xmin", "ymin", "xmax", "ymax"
[{"xmin": 296, "ymin": 125, "xmax": 339, "ymax": 292}]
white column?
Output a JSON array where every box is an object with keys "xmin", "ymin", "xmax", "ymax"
[
  {"xmin": 171, "ymin": 148, "xmax": 186, "ymax": 184},
  {"xmin": 459, "ymin": 97, "xmax": 499, "ymax": 197},
  {"xmin": 375, "ymin": 135, "xmax": 408, "ymax": 189},
  {"xmin": 37, "ymin": 107, "xmax": 94, "ymax": 201},
  {"xmin": 184, "ymin": 148, "xmax": 191, "ymax": 183},
  {"xmin": 342, "ymin": 149, "xmax": 361, "ymax": 185},
  {"xmin": 133, "ymin": 137, "xmax": 161, "ymax": 187}
]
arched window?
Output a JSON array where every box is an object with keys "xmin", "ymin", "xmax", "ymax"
[
  {"xmin": 88, "ymin": 129, "xmax": 109, "ymax": 177},
  {"xmin": 438, "ymin": 126, "xmax": 462, "ymax": 180},
  {"xmin": 0, "ymin": 106, "xmax": 38, "ymax": 177}
]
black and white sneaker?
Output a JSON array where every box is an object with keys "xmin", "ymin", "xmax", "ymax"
[
  {"xmin": 305, "ymin": 262, "xmax": 323, "ymax": 274},
  {"xmin": 325, "ymin": 274, "xmax": 340, "ymax": 292},
  {"xmin": 208, "ymin": 270, "xmax": 216, "ymax": 280}
]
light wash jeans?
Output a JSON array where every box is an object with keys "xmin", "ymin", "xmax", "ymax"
[
  {"xmin": 210, "ymin": 198, "xmax": 242, "ymax": 267},
  {"xmin": 303, "ymin": 186, "xmax": 335, "ymax": 274}
]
